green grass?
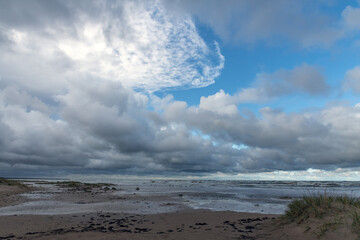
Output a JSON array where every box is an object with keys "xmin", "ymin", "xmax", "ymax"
[
  {"xmin": 281, "ymin": 192, "xmax": 360, "ymax": 237},
  {"xmin": 283, "ymin": 193, "xmax": 360, "ymax": 222},
  {"xmin": 0, "ymin": 177, "xmax": 28, "ymax": 188}
]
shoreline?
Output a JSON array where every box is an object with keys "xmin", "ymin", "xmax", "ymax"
[
  {"xmin": 1, "ymin": 179, "xmax": 359, "ymax": 239},
  {"xmin": 0, "ymin": 180, "xmax": 280, "ymax": 239}
]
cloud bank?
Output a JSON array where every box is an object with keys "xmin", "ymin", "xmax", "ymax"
[
  {"xmin": 1, "ymin": 0, "xmax": 360, "ymax": 177},
  {"xmin": 163, "ymin": 0, "xmax": 360, "ymax": 47},
  {"xmin": 2, "ymin": 79, "xmax": 360, "ymax": 176},
  {"xmin": 200, "ymin": 64, "xmax": 329, "ymax": 115}
]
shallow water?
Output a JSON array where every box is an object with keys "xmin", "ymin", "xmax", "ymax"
[
  {"xmin": 2, "ymin": 179, "xmax": 360, "ymax": 215},
  {"xmin": 101, "ymin": 179, "xmax": 360, "ymax": 214},
  {"xmin": 0, "ymin": 200, "xmax": 185, "ymax": 216}
]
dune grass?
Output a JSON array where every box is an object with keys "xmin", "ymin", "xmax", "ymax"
[
  {"xmin": 51, "ymin": 181, "xmax": 116, "ymax": 192},
  {"xmin": 281, "ymin": 192, "xmax": 360, "ymax": 237},
  {"xmin": 54, "ymin": 181, "xmax": 113, "ymax": 188},
  {"xmin": 283, "ymin": 193, "xmax": 360, "ymax": 222},
  {"xmin": 0, "ymin": 177, "xmax": 28, "ymax": 188}
]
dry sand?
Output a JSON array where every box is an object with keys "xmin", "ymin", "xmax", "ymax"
[
  {"xmin": 0, "ymin": 185, "xmax": 31, "ymax": 208},
  {"xmin": 0, "ymin": 210, "xmax": 277, "ymax": 240},
  {"xmin": 0, "ymin": 182, "xmax": 358, "ymax": 240}
]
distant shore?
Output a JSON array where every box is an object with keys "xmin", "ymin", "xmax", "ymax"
[{"xmin": 0, "ymin": 178, "xmax": 358, "ymax": 239}]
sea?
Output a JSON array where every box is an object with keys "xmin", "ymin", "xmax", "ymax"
[
  {"xmin": 1, "ymin": 177, "xmax": 360, "ymax": 215},
  {"xmin": 59, "ymin": 177, "xmax": 360, "ymax": 214}
]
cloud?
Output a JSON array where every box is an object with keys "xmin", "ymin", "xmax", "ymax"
[
  {"xmin": 1, "ymin": 76, "xmax": 360, "ymax": 176},
  {"xmin": 342, "ymin": 4, "xmax": 360, "ymax": 30},
  {"xmin": 163, "ymin": 0, "xmax": 360, "ymax": 48},
  {"xmin": 0, "ymin": 81, "xmax": 242, "ymax": 175},
  {"xmin": 0, "ymin": 87, "xmax": 93, "ymax": 168},
  {"xmin": 164, "ymin": 98, "xmax": 360, "ymax": 172},
  {"xmin": 199, "ymin": 64, "xmax": 329, "ymax": 115},
  {"xmin": 0, "ymin": 0, "xmax": 224, "ymax": 93},
  {"xmin": 343, "ymin": 66, "xmax": 360, "ymax": 94},
  {"xmin": 250, "ymin": 63, "xmax": 329, "ymax": 97},
  {"xmin": 1, "ymin": 0, "xmax": 360, "ymax": 178},
  {"xmin": 0, "ymin": 0, "xmax": 225, "ymax": 176},
  {"xmin": 163, "ymin": 0, "xmax": 346, "ymax": 47},
  {"xmin": 199, "ymin": 89, "xmax": 238, "ymax": 115},
  {"xmin": 239, "ymin": 63, "xmax": 329, "ymax": 101}
]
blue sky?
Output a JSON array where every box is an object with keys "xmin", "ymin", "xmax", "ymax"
[
  {"xmin": 1, "ymin": 0, "xmax": 360, "ymax": 180},
  {"xmin": 168, "ymin": 12, "xmax": 360, "ymax": 112}
]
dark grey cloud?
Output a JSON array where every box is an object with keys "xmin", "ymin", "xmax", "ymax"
[
  {"xmin": 0, "ymin": 0, "xmax": 71, "ymax": 28},
  {"xmin": 163, "ymin": 99, "xmax": 360, "ymax": 172},
  {"xmin": 1, "ymin": 73, "xmax": 360, "ymax": 176},
  {"xmin": 343, "ymin": 66, "xmax": 360, "ymax": 94},
  {"xmin": 0, "ymin": 0, "xmax": 105, "ymax": 32},
  {"xmin": 163, "ymin": 0, "xmax": 345, "ymax": 47},
  {"xmin": 252, "ymin": 63, "xmax": 330, "ymax": 97},
  {"xmin": 0, "ymin": 80, "xmax": 243, "ymax": 176},
  {"xmin": 199, "ymin": 64, "xmax": 330, "ymax": 115},
  {"xmin": 0, "ymin": 30, "xmax": 10, "ymax": 46}
]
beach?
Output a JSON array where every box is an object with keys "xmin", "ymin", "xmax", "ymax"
[
  {"xmin": 0, "ymin": 210, "xmax": 278, "ymax": 240},
  {"xmin": 0, "ymin": 181, "xmax": 279, "ymax": 239},
  {"xmin": 0, "ymin": 179, "xmax": 359, "ymax": 239}
]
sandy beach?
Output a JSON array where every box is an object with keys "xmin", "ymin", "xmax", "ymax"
[
  {"xmin": 0, "ymin": 210, "xmax": 278, "ymax": 240},
  {"xmin": 0, "ymin": 187, "xmax": 28, "ymax": 209},
  {"xmin": 0, "ymin": 181, "xmax": 277, "ymax": 239},
  {"xmin": 0, "ymin": 180, "xmax": 358, "ymax": 240}
]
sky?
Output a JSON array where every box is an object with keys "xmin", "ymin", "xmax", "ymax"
[{"xmin": 0, "ymin": 0, "xmax": 360, "ymax": 180}]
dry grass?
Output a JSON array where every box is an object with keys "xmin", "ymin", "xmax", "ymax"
[
  {"xmin": 281, "ymin": 192, "xmax": 360, "ymax": 237},
  {"xmin": 0, "ymin": 177, "xmax": 28, "ymax": 188},
  {"xmin": 42, "ymin": 181, "xmax": 116, "ymax": 192}
]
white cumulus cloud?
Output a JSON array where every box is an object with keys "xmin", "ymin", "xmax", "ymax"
[{"xmin": 0, "ymin": 0, "xmax": 224, "ymax": 93}]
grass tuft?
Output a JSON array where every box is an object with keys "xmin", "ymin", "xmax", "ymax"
[{"xmin": 283, "ymin": 193, "xmax": 360, "ymax": 222}]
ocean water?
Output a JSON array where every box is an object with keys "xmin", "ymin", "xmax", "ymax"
[
  {"xmin": 65, "ymin": 177, "xmax": 360, "ymax": 214},
  {"xmin": 2, "ymin": 178, "xmax": 360, "ymax": 215}
]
